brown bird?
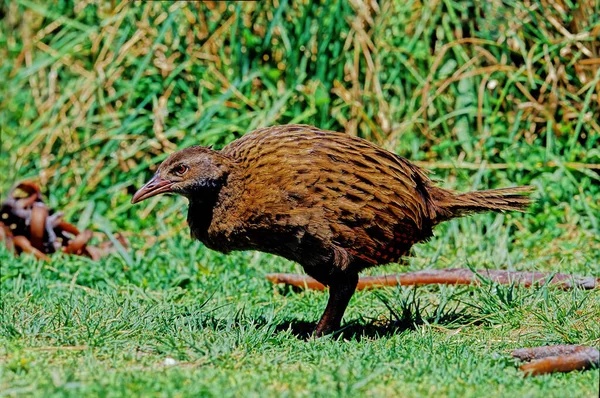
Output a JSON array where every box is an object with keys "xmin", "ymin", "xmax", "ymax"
[{"xmin": 132, "ymin": 124, "xmax": 532, "ymax": 336}]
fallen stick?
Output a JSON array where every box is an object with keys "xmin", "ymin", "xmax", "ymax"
[
  {"xmin": 512, "ymin": 345, "xmax": 599, "ymax": 376},
  {"xmin": 266, "ymin": 269, "xmax": 599, "ymax": 291}
]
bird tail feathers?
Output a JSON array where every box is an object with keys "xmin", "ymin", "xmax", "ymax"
[{"xmin": 432, "ymin": 185, "xmax": 534, "ymax": 221}]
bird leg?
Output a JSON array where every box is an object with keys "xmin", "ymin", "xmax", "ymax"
[{"xmin": 313, "ymin": 273, "xmax": 358, "ymax": 337}]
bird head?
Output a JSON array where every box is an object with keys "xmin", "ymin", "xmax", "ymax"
[{"xmin": 131, "ymin": 146, "xmax": 232, "ymax": 204}]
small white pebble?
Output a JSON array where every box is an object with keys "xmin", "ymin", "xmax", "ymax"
[{"xmin": 163, "ymin": 357, "xmax": 177, "ymax": 366}]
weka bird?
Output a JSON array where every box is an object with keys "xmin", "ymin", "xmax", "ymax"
[{"xmin": 132, "ymin": 124, "xmax": 532, "ymax": 336}]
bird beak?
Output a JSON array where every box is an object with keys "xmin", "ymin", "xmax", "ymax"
[{"xmin": 131, "ymin": 174, "xmax": 173, "ymax": 204}]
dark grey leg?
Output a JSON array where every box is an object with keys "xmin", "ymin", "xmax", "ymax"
[{"xmin": 313, "ymin": 273, "xmax": 359, "ymax": 337}]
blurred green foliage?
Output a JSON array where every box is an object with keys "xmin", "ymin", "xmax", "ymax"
[
  {"xmin": 1, "ymin": 1, "xmax": 598, "ymax": 199},
  {"xmin": 1, "ymin": 0, "xmax": 598, "ymax": 258}
]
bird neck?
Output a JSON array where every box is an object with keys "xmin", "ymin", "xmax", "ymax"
[
  {"xmin": 187, "ymin": 193, "xmax": 218, "ymax": 242},
  {"xmin": 186, "ymin": 164, "xmax": 244, "ymax": 245}
]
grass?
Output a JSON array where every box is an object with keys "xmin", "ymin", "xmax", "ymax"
[
  {"xmin": 1, "ymin": 226, "xmax": 598, "ymax": 397},
  {"xmin": 1, "ymin": 0, "xmax": 599, "ymax": 396}
]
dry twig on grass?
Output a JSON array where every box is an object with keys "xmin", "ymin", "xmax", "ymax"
[
  {"xmin": 266, "ymin": 269, "xmax": 599, "ymax": 291},
  {"xmin": 513, "ymin": 345, "xmax": 599, "ymax": 376}
]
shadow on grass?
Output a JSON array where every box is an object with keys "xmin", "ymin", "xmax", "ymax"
[
  {"xmin": 274, "ymin": 310, "xmax": 478, "ymax": 341},
  {"xmin": 273, "ymin": 319, "xmax": 413, "ymax": 341},
  {"xmin": 275, "ymin": 287, "xmax": 481, "ymax": 340}
]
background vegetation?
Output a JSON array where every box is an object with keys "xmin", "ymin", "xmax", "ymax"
[{"xmin": 1, "ymin": 0, "xmax": 598, "ymax": 396}]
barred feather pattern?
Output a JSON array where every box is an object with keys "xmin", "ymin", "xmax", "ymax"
[{"xmin": 166, "ymin": 125, "xmax": 533, "ymax": 279}]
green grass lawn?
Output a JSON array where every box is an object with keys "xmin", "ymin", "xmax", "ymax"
[
  {"xmin": 1, "ymin": 0, "xmax": 599, "ymax": 396},
  {"xmin": 1, "ymin": 222, "xmax": 599, "ymax": 397},
  {"xmin": 1, "ymin": 199, "xmax": 598, "ymax": 396}
]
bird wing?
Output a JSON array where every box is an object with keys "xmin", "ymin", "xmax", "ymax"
[{"xmin": 223, "ymin": 125, "xmax": 439, "ymax": 265}]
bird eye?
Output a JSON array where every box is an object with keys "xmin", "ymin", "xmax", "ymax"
[{"xmin": 173, "ymin": 164, "xmax": 188, "ymax": 176}]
